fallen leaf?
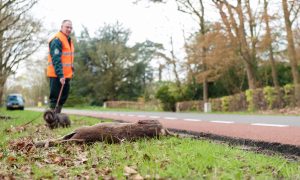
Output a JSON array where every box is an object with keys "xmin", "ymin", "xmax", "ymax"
[
  {"xmin": 124, "ymin": 166, "xmax": 137, "ymax": 175},
  {"xmin": 6, "ymin": 156, "xmax": 17, "ymax": 163},
  {"xmin": 53, "ymin": 156, "xmax": 64, "ymax": 164},
  {"xmin": 97, "ymin": 167, "xmax": 112, "ymax": 176}
]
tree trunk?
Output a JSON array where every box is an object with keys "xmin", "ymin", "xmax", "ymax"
[
  {"xmin": 237, "ymin": 0, "xmax": 257, "ymax": 89},
  {"xmin": 282, "ymin": 0, "xmax": 300, "ymax": 105},
  {"xmin": 0, "ymin": 30, "xmax": 4, "ymax": 105},
  {"xmin": 245, "ymin": 62, "xmax": 256, "ymax": 89},
  {"xmin": 264, "ymin": 0, "xmax": 279, "ymax": 88},
  {"xmin": 0, "ymin": 76, "xmax": 5, "ymax": 106},
  {"xmin": 169, "ymin": 37, "xmax": 183, "ymax": 95},
  {"xmin": 35, "ymin": 120, "xmax": 170, "ymax": 147},
  {"xmin": 203, "ymin": 78, "xmax": 208, "ymax": 103}
]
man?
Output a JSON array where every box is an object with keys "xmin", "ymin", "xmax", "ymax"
[{"xmin": 47, "ymin": 20, "xmax": 74, "ymax": 113}]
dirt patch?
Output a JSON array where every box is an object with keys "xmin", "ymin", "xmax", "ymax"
[{"xmin": 170, "ymin": 128, "xmax": 300, "ymax": 161}]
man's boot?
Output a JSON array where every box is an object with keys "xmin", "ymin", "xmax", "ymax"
[
  {"xmin": 49, "ymin": 104, "xmax": 56, "ymax": 112},
  {"xmin": 55, "ymin": 105, "xmax": 62, "ymax": 113}
]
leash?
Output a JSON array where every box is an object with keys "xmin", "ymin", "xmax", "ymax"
[{"xmin": 54, "ymin": 82, "xmax": 65, "ymax": 113}]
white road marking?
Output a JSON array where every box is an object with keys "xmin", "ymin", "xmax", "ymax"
[
  {"xmin": 251, "ymin": 123, "xmax": 289, "ymax": 127},
  {"xmin": 164, "ymin": 117, "xmax": 177, "ymax": 120},
  {"xmin": 137, "ymin": 115, "xmax": 146, "ymax": 117},
  {"xmin": 128, "ymin": 115, "xmax": 135, "ymax": 117},
  {"xmin": 183, "ymin": 118, "xmax": 201, "ymax": 122},
  {"xmin": 149, "ymin": 116, "xmax": 160, "ymax": 119},
  {"xmin": 211, "ymin": 121, "xmax": 234, "ymax": 124}
]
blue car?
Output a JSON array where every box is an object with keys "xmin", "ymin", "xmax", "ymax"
[{"xmin": 6, "ymin": 94, "xmax": 25, "ymax": 110}]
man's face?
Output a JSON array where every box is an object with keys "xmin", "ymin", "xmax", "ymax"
[{"xmin": 61, "ymin": 21, "xmax": 73, "ymax": 36}]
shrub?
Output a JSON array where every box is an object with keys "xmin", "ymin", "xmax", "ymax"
[
  {"xmin": 64, "ymin": 94, "xmax": 87, "ymax": 107},
  {"xmin": 245, "ymin": 89, "xmax": 255, "ymax": 111},
  {"xmin": 263, "ymin": 86, "xmax": 276, "ymax": 109},
  {"xmin": 155, "ymin": 85, "xmax": 176, "ymax": 111},
  {"xmin": 221, "ymin": 96, "xmax": 230, "ymax": 112},
  {"xmin": 283, "ymin": 84, "xmax": 295, "ymax": 107}
]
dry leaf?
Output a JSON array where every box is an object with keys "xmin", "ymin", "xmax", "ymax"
[
  {"xmin": 6, "ymin": 156, "xmax": 17, "ymax": 163},
  {"xmin": 53, "ymin": 156, "xmax": 64, "ymax": 164},
  {"xmin": 124, "ymin": 166, "xmax": 137, "ymax": 175},
  {"xmin": 130, "ymin": 174, "xmax": 144, "ymax": 180}
]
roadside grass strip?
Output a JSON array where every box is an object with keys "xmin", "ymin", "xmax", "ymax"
[{"xmin": 0, "ymin": 109, "xmax": 299, "ymax": 179}]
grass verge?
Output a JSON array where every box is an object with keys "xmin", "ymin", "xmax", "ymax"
[{"xmin": 0, "ymin": 109, "xmax": 299, "ymax": 179}]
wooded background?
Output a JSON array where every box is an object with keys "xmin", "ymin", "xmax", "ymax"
[{"xmin": 1, "ymin": 0, "xmax": 300, "ymax": 112}]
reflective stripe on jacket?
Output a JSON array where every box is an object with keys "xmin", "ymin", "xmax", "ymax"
[{"xmin": 47, "ymin": 31, "xmax": 74, "ymax": 78}]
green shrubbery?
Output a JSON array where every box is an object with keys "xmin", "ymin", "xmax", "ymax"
[
  {"xmin": 155, "ymin": 85, "xmax": 176, "ymax": 111},
  {"xmin": 245, "ymin": 89, "xmax": 254, "ymax": 111},
  {"xmin": 221, "ymin": 96, "xmax": 230, "ymax": 112},
  {"xmin": 263, "ymin": 86, "xmax": 276, "ymax": 109},
  {"xmin": 283, "ymin": 84, "xmax": 295, "ymax": 106}
]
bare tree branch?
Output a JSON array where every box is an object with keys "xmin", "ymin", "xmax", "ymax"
[{"xmin": 0, "ymin": 0, "xmax": 40, "ymax": 104}]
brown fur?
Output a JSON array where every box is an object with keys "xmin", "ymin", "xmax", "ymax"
[
  {"xmin": 43, "ymin": 110, "xmax": 71, "ymax": 129},
  {"xmin": 62, "ymin": 119, "xmax": 163, "ymax": 143},
  {"xmin": 35, "ymin": 120, "xmax": 174, "ymax": 147}
]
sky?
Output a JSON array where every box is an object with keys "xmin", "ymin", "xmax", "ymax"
[{"xmin": 30, "ymin": 0, "xmax": 200, "ymax": 52}]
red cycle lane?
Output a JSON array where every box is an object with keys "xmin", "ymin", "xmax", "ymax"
[{"xmin": 65, "ymin": 111, "xmax": 300, "ymax": 147}]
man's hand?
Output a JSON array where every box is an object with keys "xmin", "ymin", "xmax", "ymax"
[{"xmin": 60, "ymin": 77, "xmax": 65, "ymax": 85}]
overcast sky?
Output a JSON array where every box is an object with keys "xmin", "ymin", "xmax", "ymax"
[{"xmin": 30, "ymin": 0, "xmax": 201, "ymax": 51}]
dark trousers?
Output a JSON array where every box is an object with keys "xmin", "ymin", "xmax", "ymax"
[{"xmin": 49, "ymin": 77, "xmax": 70, "ymax": 109}]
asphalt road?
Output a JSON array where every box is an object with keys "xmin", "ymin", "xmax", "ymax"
[{"xmin": 46, "ymin": 108, "xmax": 300, "ymax": 127}]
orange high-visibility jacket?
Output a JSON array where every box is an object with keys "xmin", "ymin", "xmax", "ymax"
[{"xmin": 47, "ymin": 31, "xmax": 74, "ymax": 78}]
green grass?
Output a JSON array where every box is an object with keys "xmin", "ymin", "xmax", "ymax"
[{"xmin": 0, "ymin": 109, "xmax": 299, "ymax": 179}]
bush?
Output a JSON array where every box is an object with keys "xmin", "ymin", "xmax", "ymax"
[
  {"xmin": 221, "ymin": 96, "xmax": 230, "ymax": 112},
  {"xmin": 283, "ymin": 84, "xmax": 295, "ymax": 107},
  {"xmin": 155, "ymin": 85, "xmax": 176, "ymax": 111},
  {"xmin": 246, "ymin": 89, "xmax": 255, "ymax": 111},
  {"xmin": 64, "ymin": 94, "xmax": 87, "ymax": 107},
  {"xmin": 263, "ymin": 86, "xmax": 276, "ymax": 109}
]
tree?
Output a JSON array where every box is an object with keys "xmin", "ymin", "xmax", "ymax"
[
  {"xmin": 71, "ymin": 23, "xmax": 162, "ymax": 105},
  {"xmin": 186, "ymin": 23, "xmax": 242, "ymax": 94},
  {"xmin": 175, "ymin": 0, "xmax": 210, "ymax": 103},
  {"xmin": 212, "ymin": 0, "xmax": 260, "ymax": 90},
  {"xmin": 0, "ymin": 0, "xmax": 41, "ymax": 105},
  {"xmin": 281, "ymin": 0, "xmax": 300, "ymax": 105},
  {"xmin": 156, "ymin": 37, "xmax": 183, "ymax": 96},
  {"xmin": 261, "ymin": 0, "xmax": 279, "ymax": 88},
  {"xmin": 138, "ymin": 0, "xmax": 212, "ymax": 103}
]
